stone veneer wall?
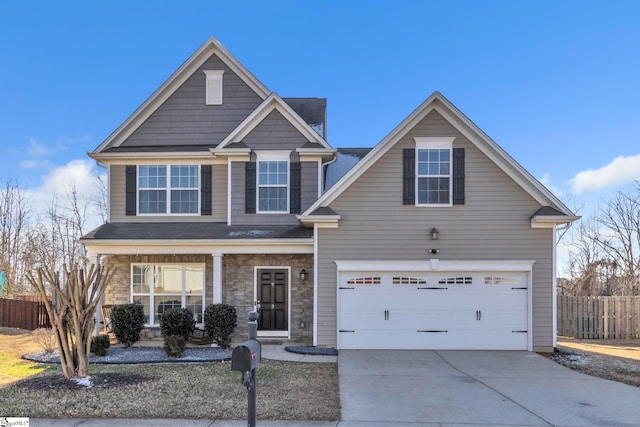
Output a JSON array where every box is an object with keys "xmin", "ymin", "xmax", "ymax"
[
  {"xmin": 102, "ymin": 254, "xmax": 213, "ymax": 340},
  {"xmin": 223, "ymin": 254, "xmax": 314, "ymax": 345},
  {"xmin": 101, "ymin": 253, "xmax": 313, "ymax": 344}
]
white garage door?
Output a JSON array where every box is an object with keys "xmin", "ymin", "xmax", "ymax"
[{"xmin": 337, "ymin": 265, "xmax": 530, "ymax": 350}]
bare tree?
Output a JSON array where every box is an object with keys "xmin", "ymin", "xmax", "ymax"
[
  {"xmin": 26, "ymin": 263, "xmax": 113, "ymax": 380},
  {"xmin": 593, "ymin": 185, "xmax": 640, "ymax": 294},
  {"xmin": 0, "ymin": 179, "xmax": 32, "ymax": 295},
  {"xmin": 91, "ymin": 167, "xmax": 108, "ymax": 224},
  {"xmin": 566, "ymin": 182, "xmax": 640, "ymax": 296}
]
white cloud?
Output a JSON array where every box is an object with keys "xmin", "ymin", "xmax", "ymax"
[
  {"xmin": 26, "ymin": 159, "xmax": 106, "ymax": 230},
  {"xmin": 570, "ymin": 154, "xmax": 640, "ymax": 194},
  {"xmin": 539, "ymin": 173, "xmax": 565, "ymax": 199},
  {"xmin": 27, "ymin": 137, "xmax": 56, "ymax": 157}
]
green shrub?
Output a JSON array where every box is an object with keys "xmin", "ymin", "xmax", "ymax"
[
  {"xmin": 163, "ymin": 335, "xmax": 186, "ymax": 358},
  {"xmin": 110, "ymin": 304, "xmax": 146, "ymax": 347},
  {"xmin": 160, "ymin": 308, "xmax": 195, "ymax": 340},
  {"xmin": 204, "ymin": 303, "xmax": 237, "ymax": 349},
  {"xmin": 90, "ymin": 334, "xmax": 111, "ymax": 356}
]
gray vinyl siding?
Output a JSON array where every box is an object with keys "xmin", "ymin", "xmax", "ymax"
[
  {"xmin": 230, "ymin": 110, "xmax": 320, "ymax": 225},
  {"xmin": 230, "ymin": 160, "xmax": 319, "ymax": 225},
  {"xmin": 121, "ymin": 54, "xmax": 263, "ymax": 147},
  {"xmin": 110, "ymin": 163, "xmax": 227, "ymax": 223},
  {"xmin": 211, "ymin": 163, "xmax": 227, "ymax": 221},
  {"xmin": 242, "ymin": 110, "xmax": 310, "ymax": 151},
  {"xmin": 316, "ymin": 110, "xmax": 555, "ymax": 351}
]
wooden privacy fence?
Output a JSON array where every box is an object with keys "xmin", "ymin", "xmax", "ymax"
[
  {"xmin": 0, "ymin": 298, "xmax": 50, "ymax": 330},
  {"xmin": 557, "ymin": 295, "xmax": 640, "ymax": 339}
]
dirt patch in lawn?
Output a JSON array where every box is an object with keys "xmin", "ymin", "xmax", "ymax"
[{"xmin": 551, "ymin": 337, "xmax": 640, "ymax": 387}]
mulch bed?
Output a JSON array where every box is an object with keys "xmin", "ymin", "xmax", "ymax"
[{"xmin": 15, "ymin": 372, "xmax": 158, "ymax": 391}]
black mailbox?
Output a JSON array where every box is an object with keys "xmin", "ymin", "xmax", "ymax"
[{"xmin": 231, "ymin": 339, "xmax": 261, "ymax": 372}]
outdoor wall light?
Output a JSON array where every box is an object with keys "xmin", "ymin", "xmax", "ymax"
[
  {"xmin": 299, "ymin": 269, "xmax": 308, "ymax": 281},
  {"xmin": 429, "ymin": 249, "xmax": 440, "ymax": 255},
  {"xmin": 430, "ymin": 228, "xmax": 439, "ymax": 240}
]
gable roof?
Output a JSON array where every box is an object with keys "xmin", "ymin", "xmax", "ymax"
[
  {"xmin": 93, "ymin": 37, "xmax": 271, "ymax": 154},
  {"xmin": 213, "ymin": 93, "xmax": 333, "ymax": 151},
  {"xmin": 302, "ymin": 91, "xmax": 576, "ymax": 220}
]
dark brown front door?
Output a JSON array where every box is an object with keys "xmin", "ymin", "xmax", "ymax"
[{"xmin": 257, "ymin": 269, "xmax": 288, "ymax": 332}]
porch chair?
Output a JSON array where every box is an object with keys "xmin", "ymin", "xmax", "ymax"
[{"xmin": 100, "ymin": 304, "xmax": 118, "ymax": 344}]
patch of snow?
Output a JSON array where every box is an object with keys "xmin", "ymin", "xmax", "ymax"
[
  {"xmin": 73, "ymin": 376, "xmax": 93, "ymax": 388},
  {"xmin": 228, "ymin": 229, "xmax": 275, "ymax": 238},
  {"xmin": 24, "ymin": 346, "xmax": 232, "ymax": 364}
]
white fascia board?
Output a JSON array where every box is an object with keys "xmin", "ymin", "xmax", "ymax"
[
  {"xmin": 93, "ymin": 37, "xmax": 270, "ymax": 153},
  {"xmin": 296, "ymin": 148, "xmax": 337, "ymax": 158},
  {"xmin": 531, "ymin": 215, "xmax": 581, "ymax": 228},
  {"xmin": 80, "ymin": 238, "xmax": 314, "ymax": 255},
  {"xmin": 90, "ymin": 151, "xmax": 217, "ymax": 162},
  {"xmin": 297, "ymin": 214, "xmax": 340, "ymax": 228},
  {"xmin": 335, "ymin": 259, "xmax": 536, "ymax": 272},
  {"xmin": 209, "ymin": 147, "xmax": 251, "ymax": 160},
  {"xmin": 217, "ymin": 94, "xmax": 332, "ymax": 150}
]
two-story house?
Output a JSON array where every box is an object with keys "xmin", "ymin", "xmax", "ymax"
[{"xmin": 82, "ymin": 37, "xmax": 578, "ymax": 352}]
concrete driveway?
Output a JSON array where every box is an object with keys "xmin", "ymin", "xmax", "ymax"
[{"xmin": 339, "ymin": 350, "xmax": 640, "ymax": 426}]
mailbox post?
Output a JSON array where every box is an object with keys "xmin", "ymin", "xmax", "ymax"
[{"xmin": 231, "ymin": 310, "xmax": 261, "ymax": 427}]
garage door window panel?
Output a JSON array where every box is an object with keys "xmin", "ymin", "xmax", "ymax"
[
  {"xmin": 393, "ymin": 276, "xmax": 427, "ymax": 285},
  {"xmin": 347, "ymin": 277, "xmax": 381, "ymax": 285}
]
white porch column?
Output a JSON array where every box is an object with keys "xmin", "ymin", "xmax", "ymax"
[
  {"xmin": 213, "ymin": 252, "xmax": 223, "ymax": 304},
  {"xmin": 87, "ymin": 250, "xmax": 102, "ymax": 336}
]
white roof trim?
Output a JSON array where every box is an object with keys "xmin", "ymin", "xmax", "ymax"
[
  {"xmin": 216, "ymin": 93, "xmax": 333, "ymax": 150},
  {"xmin": 335, "ymin": 259, "xmax": 536, "ymax": 272},
  {"xmin": 93, "ymin": 37, "xmax": 271, "ymax": 153},
  {"xmin": 302, "ymin": 91, "xmax": 574, "ymax": 217}
]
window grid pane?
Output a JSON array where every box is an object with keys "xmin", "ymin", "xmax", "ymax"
[
  {"xmin": 139, "ymin": 190, "xmax": 167, "ymax": 214},
  {"xmin": 417, "ymin": 148, "xmax": 451, "ymax": 204},
  {"xmin": 258, "ymin": 161, "xmax": 288, "ymax": 212},
  {"xmin": 138, "ymin": 164, "xmax": 200, "ymax": 214}
]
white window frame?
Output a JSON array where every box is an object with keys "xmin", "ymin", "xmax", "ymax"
[
  {"xmin": 131, "ymin": 263, "xmax": 206, "ymax": 327},
  {"xmin": 256, "ymin": 151, "xmax": 290, "ymax": 214},
  {"xmin": 204, "ymin": 70, "xmax": 224, "ymax": 105},
  {"xmin": 137, "ymin": 164, "xmax": 200, "ymax": 216},
  {"xmin": 414, "ymin": 137, "xmax": 455, "ymax": 207}
]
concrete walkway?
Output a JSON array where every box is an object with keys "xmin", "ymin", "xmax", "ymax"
[{"xmin": 339, "ymin": 350, "xmax": 640, "ymax": 426}]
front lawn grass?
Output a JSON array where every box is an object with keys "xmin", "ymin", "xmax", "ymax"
[{"xmin": 0, "ymin": 329, "xmax": 340, "ymax": 420}]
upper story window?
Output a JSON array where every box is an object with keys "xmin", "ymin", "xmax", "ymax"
[
  {"xmin": 203, "ymin": 70, "xmax": 224, "ymax": 105},
  {"xmin": 138, "ymin": 165, "xmax": 199, "ymax": 214},
  {"xmin": 256, "ymin": 151, "xmax": 290, "ymax": 213},
  {"xmin": 414, "ymin": 137, "xmax": 456, "ymax": 206}
]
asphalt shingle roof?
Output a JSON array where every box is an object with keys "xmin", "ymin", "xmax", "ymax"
[{"xmin": 82, "ymin": 222, "xmax": 313, "ymax": 241}]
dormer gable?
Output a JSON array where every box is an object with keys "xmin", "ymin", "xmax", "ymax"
[{"xmin": 92, "ymin": 37, "xmax": 271, "ymax": 155}]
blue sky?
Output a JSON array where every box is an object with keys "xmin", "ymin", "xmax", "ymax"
[{"xmin": 1, "ymin": 1, "xmax": 639, "ymax": 229}]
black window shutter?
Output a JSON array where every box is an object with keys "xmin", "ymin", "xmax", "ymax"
[
  {"xmin": 402, "ymin": 148, "xmax": 415, "ymax": 205},
  {"xmin": 200, "ymin": 165, "xmax": 212, "ymax": 215},
  {"xmin": 290, "ymin": 162, "xmax": 301, "ymax": 214},
  {"xmin": 125, "ymin": 165, "xmax": 137, "ymax": 216},
  {"xmin": 245, "ymin": 162, "xmax": 256, "ymax": 214},
  {"xmin": 452, "ymin": 148, "xmax": 465, "ymax": 205}
]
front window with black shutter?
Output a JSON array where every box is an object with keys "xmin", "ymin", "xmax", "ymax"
[
  {"xmin": 138, "ymin": 164, "xmax": 200, "ymax": 215},
  {"xmin": 404, "ymin": 137, "xmax": 463, "ymax": 206}
]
